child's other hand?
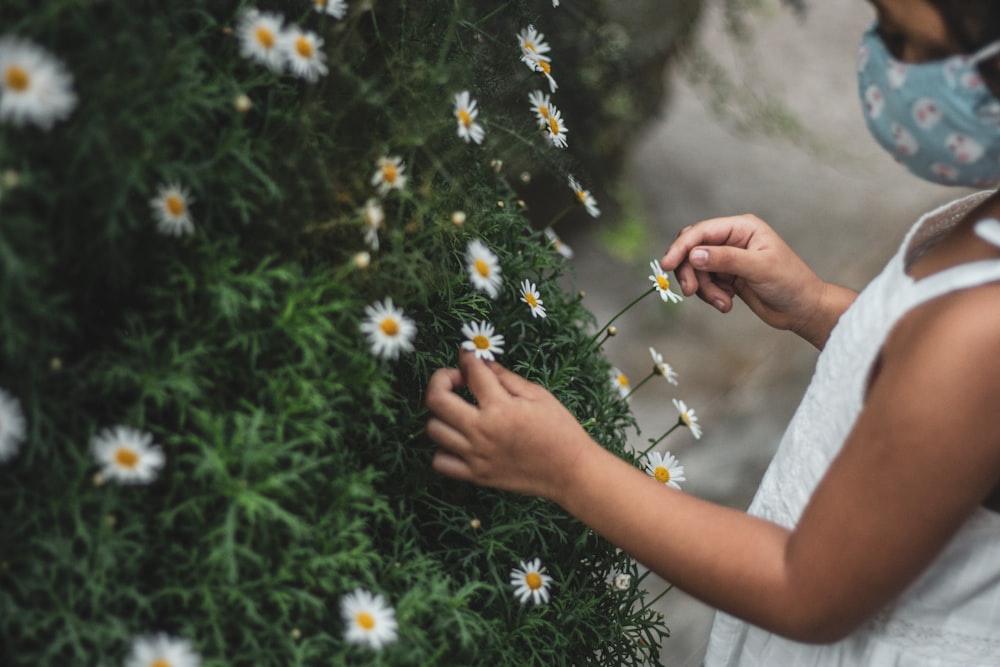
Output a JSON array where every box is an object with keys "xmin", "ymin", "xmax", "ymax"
[{"xmin": 425, "ymin": 351, "xmax": 593, "ymax": 502}]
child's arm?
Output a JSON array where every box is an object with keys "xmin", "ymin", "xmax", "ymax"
[{"xmin": 660, "ymin": 214, "xmax": 857, "ymax": 349}]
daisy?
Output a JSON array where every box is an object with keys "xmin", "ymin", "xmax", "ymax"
[
  {"xmin": 611, "ymin": 572, "xmax": 631, "ymax": 591},
  {"xmin": 610, "ymin": 368, "xmax": 630, "ymax": 399},
  {"xmin": 0, "ymin": 35, "xmax": 76, "ymax": 130},
  {"xmin": 649, "ymin": 346, "xmax": 679, "ymax": 385},
  {"xmin": 528, "ymin": 90, "xmax": 551, "ymax": 127},
  {"xmin": 236, "ymin": 10, "xmax": 287, "ymax": 72},
  {"xmin": 510, "ymin": 558, "xmax": 553, "ymax": 605},
  {"xmin": 649, "ymin": 260, "xmax": 683, "ymax": 303},
  {"xmin": 567, "ymin": 175, "xmax": 599, "ymax": 217},
  {"xmin": 533, "ymin": 58, "xmax": 558, "ymax": 93},
  {"xmin": 544, "ymin": 227, "xmax": 573, "ymax": 259},
  {"xmin": 465, "ymin": 238, "xmax": 503, "ymax": 299},
  {"xmin": 362, "ymin": 198, "xmax": 384, "ymax": 250},
  {"xmin": 125, "ymin": 633, "xmax": 201, "ymax": 667},
  {"xmin": 461, "ymin": 320, "xmax": 505, "ymax": 361},
  {"xmin": 371, "ymin": 155, "xmax": 407, "ymax": 195},
  {"xmin": 359, "ymin": 298, "xmax": 417, "ymax": 361},
  {"xmin": 453, "ymin": 90, "xmax": 485, "ymax": 144},
  {"xmin": 313, "ymin": 0, "xmax": 348, "ymax": 19},
  {"xmin": 517, "ymin": 26, "xmax": 551, "ymax": 68},
  {"xmin": 672, "ymin": 398, "xmax": 703, "ymax": 439},
  {"xmin": 92, "ymin": 426, "xmax": 165, "ymax": 485},
  {"xmin": 544, "ymin": 104, "xmax": 568, "ymax": 148},
  {"xmin": 340, "ymin": 588, "xmax": 398, "ymax": 650},
  {"xmin": 150, "ymin": 183, "xmax": 195, "ymax": 237},
  {"xmin": 282, "ymin": 28, "xmax": 328, "ymax": 82},
  {"xmin": 519, "ymin": 279, "xmax": 546, "ymax": 318},
  {"xmin": 644, "ymin": 450, "xmax": 686, "ymax": 490},
  {"xmin": 0, "ymin": 387, "xmax": 27, "ymax": 463}
]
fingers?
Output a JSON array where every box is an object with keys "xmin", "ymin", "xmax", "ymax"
[
  {"xmin": 489, "ymin": 362, "xmax": 541, "ymax": 398},
  {"xmin": 460, "ymin": 350, "xmax": 506, "ymax": 404},
  {"xmin": 431, "ymin": 448, "xmax": 475, "ymax": 482},
  {"xmin": 425, "ymin": 415, "xmax": 470, "ymax": 454},
  {"xmin": 425, "ymin": 367, "xmax": 477, "ymax": 429},
  {"xmin": 660, "ymin": 215, "xmax": 759, "ymax": 272}
]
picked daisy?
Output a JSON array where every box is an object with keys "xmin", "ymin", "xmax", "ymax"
[
  {"xmin": 567, "ymin": 175, "xmax": 599, "ymax": 218},
  {"xmin": 361, "ymin": 198, "xmax": 384, "ymax": 250},
  {"xmin": 649, "ymin": 260, "xmax": 683, "ymax": 303},
  {"xmin": 465, "ymin": 238, "xmax": 503, "ymax": 299},
  {"xmin": 92, "ymin": 426, "xmax": 165, "ymax": 485},
  {"xmin": 532, "ymin": 57, "xmax": 558, "ymax": 93},
  {"xmin": 544, "ymin": 104, "xmax": 568, "ymax": 148},
  {"xmin": 236, "ymin": 9, "xmax": 287, "ymax": 73},
  {"xmin": 510, "ymin": 558, "xmax": 553, "ymax": 605},
  {"xmin": 340, "ymin": 588, "xmax": 398, "ymax": 650},
  {"xmin": 461, "ymin": 320, "xmax": 505, "ymax": 361},
  {"xmin": 649, "ymin": 346, "xmax": 679, "ymax": 385},
  {"xmin": 0, "ymin": 387, "xmax": 27, "ymax": 463},
  {"xmin": 672, "ymin": 398, "xmax": 703, "ymax": 439},
  {"xmin": 644, "ymin": 450, "xmax": 686, "ymax": 490},
  {"xmin": 125, "ymin": 633, "xmax": 201, "ymax": 667},
  {"xmin": 360, "ymin": 298, "xmax": 417, "ymax": 361},
  {"xmin": 519, "ymin": 279, "xmax": 546, "ymax": 318},
  {"xmin": 150, "ymin": 183, "xmax": 195, "ymax": 237},
  {"xmin": 544, "ymin": 227, "xmax": 573, "ymax": 259},
  {"xmin": 528, "ymin": 89, "xmax": 551, "ymax": 127},
  {"xmin": 517, "ymin": 26, "xmax": 551, "ymax": 69},
  {"xmin": 313, "ymin": 0, "xmax": 348, "ymax": 18},
  {"xmin": 0, "ymin": 35, "xmax": 77, "ymax": 130},
  {"xmin": 282, "ymin": 27, "xmax": 328, "ymax": 82},
  {"xmin": 610, "ymin": 368, "xmax": 630, "ymax": 399},
  {"xmin": 371, "ymin": 155, "xmax": 407, "ymax": 195},
  {"xmin": 453, "ymin": 90, "xmax": 485, "ymax": 144}
]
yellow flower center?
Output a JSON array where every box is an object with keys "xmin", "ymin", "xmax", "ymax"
[
  {"xmin": 680, "ymin": 413, "xmax": 692, "ymax": 427},
  {"xmin": 656, "ymin": 275, "xmax": 670, "ymax": 291},
  {"xmin": 165, "ymin": 194, "xmax": 185, "ymax": 217},
  {"xmin": 548, "ymin": 116, "xmax": 560, "ymax": 135},
  {"xmin": 356, "ymin": 611, "xmax": 376, "ymax": 631},
  {"xmin": 151, "ymin": 659, "xmax": 172, "ymax": 667},
  {"xmin": 473, "ymin": 334, "xmax": 490, "ymax": 350},
  {"xmin": 295, "ymin": 36, "xmax": 313, "ymax": 59},
  {"xmin": 380, "ymin": 317, "xmax": 399, "ymax": 336},
  {"xmin": 474, "ymin": 258, "xmax": 491, "ymax": 278},
  {"xmin": 315, "ymin": 0, "xmax": 327, "ymax": 6},
  {"xmin": 654, "ymin": 466, "xmax": 671, "ymax": 484},
  {"xmin": 524, "ymin": 292, "xmax": 538, "ymax": 308},
  {"xmin": 576, "ymin": 190, "xmax": 587, "ymax": 203},
  {"xmin": 525, "ymin": 572, "xmax": 543, "ymax": 590},
  {"xmin": 538, "ymin": 60, "xmax": 551, "ymax": 75},
  {"xmin": 458, "ymin": 108, "xmax": 473, "ymax": 128},
  {"xmin": 255, "ymin": 26, "xmax": 276, "ymax": 49},
  {"xmin": 382, "ymin": 162, "xmax": 398, "ymax": 184},
  {"xmin": 617, "ymin": 374, "xmax": 628, "ymax": 388},
  {"xmin": 4, "ymin": 65, "xmax": 29, "ymax": 92},
  {"xmin": 114, "ymin": 447, "xmax": 139, "ymax": 469},
  {"xmin": 524, "ymin": 41, "xmax": 537, "ymax": 54},
  {"xmin": 538, "ymin": 104, "xmax": 549, "ymax": 119}
]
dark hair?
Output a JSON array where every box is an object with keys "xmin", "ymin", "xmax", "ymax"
[{"xmin": 927, "ymin": 0, "xmax": 1000, "ymax": 90}]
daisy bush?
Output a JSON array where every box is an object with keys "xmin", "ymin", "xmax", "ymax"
[{"xmin": 0, "ymin": 1, "xmax": 706, "ymax": 665}]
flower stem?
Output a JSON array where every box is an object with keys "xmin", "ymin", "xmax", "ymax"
[
  {"xmin": 545, "ymin": 204, "xmax": 575, "ymax": 229},
  {"xmin": 640, "ymin": 421, "xmax": 681, "ymax": 457},
  {"xmin": 589, "ymin": 286, "xmax": 655, "ymax": 348},
  {"xmin": 622, "ymin": 371, "xmax": 655, "ymax": 401}
]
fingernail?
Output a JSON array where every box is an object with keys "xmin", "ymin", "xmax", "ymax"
[
  {"xmin": 691, "ymin": 249, "xmax": 708, "ymax": 265},
  {"xmin": 714, "ymin": 299, "xmax": 725, "ymax": 310}
]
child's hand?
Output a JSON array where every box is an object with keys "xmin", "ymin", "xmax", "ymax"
[
  {"xmin": 660, "ymin": 214, "xmax": 850, "ymax": 347},
  {"xmin": 425, "ymin": 351, "xmax": 595, "ymax": 502}
]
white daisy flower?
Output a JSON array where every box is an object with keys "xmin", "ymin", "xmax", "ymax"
[
  {"xmin": 0, "ymin": 387, "xmax": 27, "ymax": 463},
  {"xmin": 92, "ymin": 426, "xmax": 165, "ymax": 485},
  {"xmin": 362, "ymin": 198, "xmax": 384, "ymax": 251},
  {"xmin": 649, "ymin": 346, "xmax": 679, "ymax": 385},
  {"xmin": 528, "ymin": 90, "xmax": 551, "ymax": 127},
  {"xmin": 340, "ymin": 588, "xmax": 398, "ymax": 650},
  {"xmin": 0, "ymin": 36, "xmax": 77, "ymax": 130},
  {"xmin": 611, "ymin": 572, "xmax": 631, "ymax": 591},
  {"xmin": 371, "ymin": 155, "xmax": 407, "ymax": 195},
  {"xmin": 672, "ymin": 398, "xmax": 703, "ymax": 439},
  {"xmin": 519, "ymin": 279, "xmax": 546, "ymax": 318},
  {"xmin": 510, "ymin": 558, "xmax": 553, "ymax": 605},
  {"xmin": 544, "ymin": 227, "xmax": 573, "ymax": 259},
  {"xmin": 610, "ymin": 368, "xmax": 630, "ymax": 399},
  {"xmin": 567, "ymin": 175, "xmax": 599, "ymax": 217},
  {"xmin": 359, "ymin": 298, "xmax": 417, "ymax": 361},
  {"xmin": 644, "ymin": 450, "xmax": 686, "ymax": 490},
  {"xmin": 517, "ymin": 26, "xmax": 551, "ymax": 68},
  {"xmin": 461, "ymin": 320, "xmax": 505, "ymax": 361},
  {"xmin": 544, "ymin": 104, "xmax": 568, "ymax": 148},
  {"xmin": 453, "ymin": 90, "xmax": 485, "ymax": 144},
  {"xmin": 313, "ymin": 0, "xmax": 348, "ymax": 18},
  {"xmin": 236, "ymin": 10, "xmax": 287, "ymax": 72},
  {"xmin": 465, "ymin": 238, "xmax": 503, "ymax": 299},
  {"xmin": 649, "ymin": 260, "xmax": 682, "ymax": 303},
  {"xmin": 125, "ymin": 633, "xmax": 201, "ymax": 667},
  {"xmin": 282, "ymin": 28, "xmax": 327, "ymax": 82},
  {"xmin": 553, "ymin": 0, "xmax": 560, "ymax": 5},
  {"xmin": 150, "ymin": 183, "xmax": 195, "ymax": 237},
  {"xmin": 533, "ymin": 58, "xmax": 558, "ymax": 93}
]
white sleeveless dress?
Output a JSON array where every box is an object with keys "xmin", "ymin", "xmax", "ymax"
[{"xmin": 705, "ymin": 191, "xmax": 1000, "ymax": 667}]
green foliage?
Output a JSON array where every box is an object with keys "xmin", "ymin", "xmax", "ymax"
[{"xmin": 0, "ymin": 0, "xmax": 691, "ymax": 665}]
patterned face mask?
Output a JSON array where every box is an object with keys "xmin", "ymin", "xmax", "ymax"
[{"xmin": 858, "ymin": 24, "xmax": 1000, "ymax": 188}]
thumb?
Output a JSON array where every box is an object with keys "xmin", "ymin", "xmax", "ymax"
[
  {"xmin": 459, "ymin": 350, "xmax": 504, "ymax": 403},
  {"xmin": 690, "ymin": 244, "xmax": 766, "ymax": 282}
]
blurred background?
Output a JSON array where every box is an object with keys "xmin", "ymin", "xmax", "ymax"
[{"xmin": 564, "ymin": 0, "xmax": 963, "ymax": 663}]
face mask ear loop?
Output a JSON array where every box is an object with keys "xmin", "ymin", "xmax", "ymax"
[{"xmin": 971, "ymin": 41, "xmax": 1000, "ymax": 65}]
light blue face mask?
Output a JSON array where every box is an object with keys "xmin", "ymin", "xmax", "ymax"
[{"xmin": 857, "ymin": 24, "xmax": 1000, "ymax": 188}]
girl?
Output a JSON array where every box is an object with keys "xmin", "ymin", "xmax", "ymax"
[{"xmin": 425, "ymin": 0, "xmax": 1000, "ymax": 663}]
